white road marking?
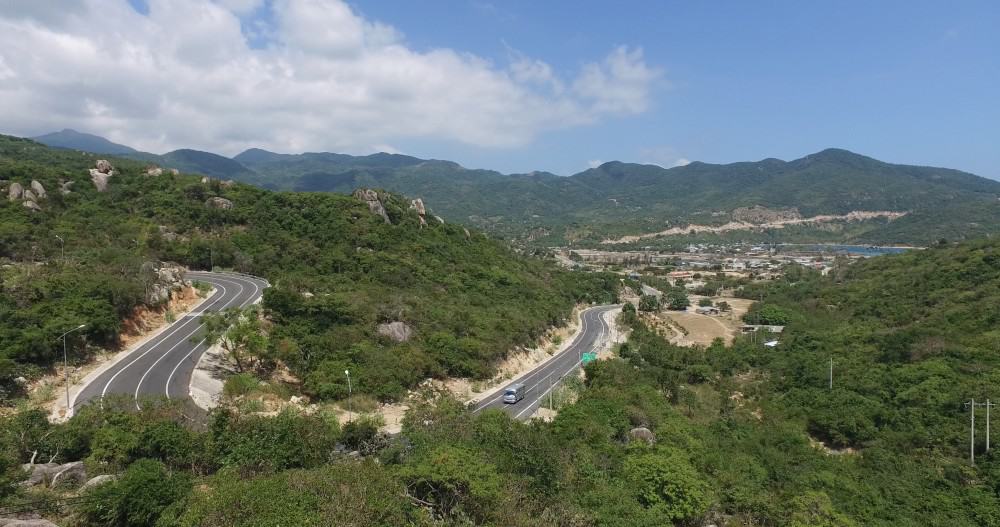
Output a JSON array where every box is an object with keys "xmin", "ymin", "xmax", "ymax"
[
  {"xmin": 135, "ymin": 276, "xmax": 245, "ymax": 407},
  {"xmin": 164, "ymin": 275, "xmax": 265, "ymax": 399},
  {"xmin": 98, "ymin": 282, "xmax": 228, "ymax": 406},
  {"xmin": 474, "ymin": 307, "xmax": 593, "ymax": 412}
]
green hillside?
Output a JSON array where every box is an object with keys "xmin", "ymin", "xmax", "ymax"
[
  {"xmin": 235, "ymin": 147, "xmax": 1000, "ymax": 246},
  {"xmin": 0, "ymin": 135, "xmax": 615, "ymax": 402},
  {"xmin": 29, "ymin": 130, "xmax": 1000, "ymax": 246}
]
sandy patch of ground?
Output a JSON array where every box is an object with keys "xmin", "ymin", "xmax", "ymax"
[
  {"xmin": 602, "ymin": 210, "xmax": 907, "ymax": 244},
  {"xmin": 650, "ymin": 295, "xmax": 755, "ymax": 346}
]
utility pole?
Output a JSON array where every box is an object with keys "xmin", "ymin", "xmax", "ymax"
[
  {"xmin": 344, "ymin": 369, "xmax": 352, "ymax": 422},
  {"xmin": 967, "ymin": 399, "xmax": 979, "ymax": 465},
  {"xmin": 58, "ymin": 324, "xmax": 87, "ymax": 412},
  {"xmin": 987, "ymin": 399, "xmax": 995, "ymax": 452}
]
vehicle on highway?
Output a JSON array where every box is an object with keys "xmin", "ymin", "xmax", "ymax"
[{"xmin": 503, "ymin": 383, "xmax": 526, "ymax": 404}]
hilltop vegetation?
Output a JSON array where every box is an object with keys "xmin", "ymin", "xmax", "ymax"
[
  {"xmin": 33, "ymin": 131, "xmax": 1000, "ymax": 247},
  {"xmin": 0, "ymin": 135, "xmax": 615, "ymax": 402}
]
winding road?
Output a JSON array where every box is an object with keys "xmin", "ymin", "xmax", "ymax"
[
  {"xmin": 473, "ymin": 305, "xmax": 619, "ymax": 420},
  {"xmin": 72, "ymin": 271, "xmax": 268, "ymax": 412}
]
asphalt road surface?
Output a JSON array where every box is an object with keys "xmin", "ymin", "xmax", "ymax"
[
  {"xmin": 473, "ymin": 305, "xmax": 619, "ymax": 420},
  {"xmin": 73, "ymin": 271, "xmax": 268, "ymax": 412}
]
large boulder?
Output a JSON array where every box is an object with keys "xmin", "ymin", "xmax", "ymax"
[
  {"xmin": 627, "ymin": 427, "xmax": 656, "ymax": 445},
  {"xmin": 8, "ymin": 182, "xmax": 23, "ymax": 202},
  {"xmin": 89, "ymin": 169, "xmax": 111, "ymax": 192},
  {"xmin": 23, "ymin": 200, "xmax": 42, "ymax": 212},
  {"xmin": 146, "ymin": 166, "xmax": 163, "ymax": 177},
  {"xmin": 22, "ymin": 189, "xmax": 37, "ymax": 203},
  {"xmin": 95, "ymin": 159, "xmax": 113, "ymax": 174},
  {"xmin": 80, "ymin": 474, "xmax": 117, "ymax": 491},
  {"xmin": 58, "ymin": 180, "xmax": 74, "ymax": 195},
  {"xmin": 50, "ymin": 461, "xmax": 87, "ymax": 488},
  {"xmin": 352, "ymin": 189, "xmax": 391, "ymax": 224},
  {"xmin": 29, "ymin": 180, "xmax": 46, "ymax": 199},
  {"xmin": 377, "ymin": 321, "xmax": 413, "ymax": 343},
  {"xmin": 205, "ymin": 196, "xmax": 234, "ymax": 210},
  {"xmin": 409, "ymin": 198, "xmax": 426, "ymax": 216},
  {"xmin": 19, "ymin": 463, "xmax": 60, "ymax": 487}
]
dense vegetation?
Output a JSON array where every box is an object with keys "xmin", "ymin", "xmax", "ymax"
[
  {"xmin": 34, "ymin": 131, "xmax": 1000, "ymax": 247},
  {"xmin": 0, "ymin": 135, "xmax": 615, "ymax": 402},
  {"xmin": 5, "ymin": 239, "xmax": 999, "ymax": 525},
  {"xmin": 11, "ymin": 131, "xmax": 1000, "ymax": 525}
]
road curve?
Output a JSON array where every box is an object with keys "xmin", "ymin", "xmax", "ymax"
[
  {"xmin": 473, "ymin": 305, "xmax": 619, "ymax": 420},
  {"xmin": 73, "ymin": 271, "xmax": 268, "ymax": 412}
]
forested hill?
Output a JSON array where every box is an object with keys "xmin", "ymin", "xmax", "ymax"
[
  {"xmin": 0, "ymin": 135, "xmax": 615, "ymax": 402},
  {"xmin": 32, "ymin": 130, "xmax": 1000, "ymax": 247}
]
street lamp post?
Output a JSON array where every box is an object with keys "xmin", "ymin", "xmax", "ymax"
[
  {"xmin": 344, "ymin": 369, "xmax": 353, "ymax": 422},
  {"xmin": 55, "ymin": 235, "xmax": 64, "ymax": 262},
  {"xmin": 58, "ymin": 324, "xmax": 86, "ymax": 411}
]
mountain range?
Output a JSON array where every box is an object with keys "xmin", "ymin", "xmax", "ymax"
[{"xmin": 30, "ymin": 129, "xmax": 1000, "ymax": 246}]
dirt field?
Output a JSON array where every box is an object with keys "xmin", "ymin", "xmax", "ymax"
[{"xmin": 653, "ymin": 296, "xmax": 755, "ymax": 346}]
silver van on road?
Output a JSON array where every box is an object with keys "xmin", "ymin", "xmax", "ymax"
[{"xmin": 503, "ymin": 383, "xmax": 526, "ymax": 404}]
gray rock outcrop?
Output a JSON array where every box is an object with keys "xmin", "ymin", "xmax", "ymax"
[
  {"xmin": 377, "ymin": 321, "xmax": 413, "ymax": 343},
  {"xmin": 23, "ymin": 189, "xmax": 37, "ymax": 203},
  {"xmin": 145, "ymin": 263, "xmax": 187, "ymax": 305},
  {"xmin": 49, "ymin": 461, "xmax": 87, "ymax": 488},
  {"xmin": 80, "ymin": 474, "xmax": 117, "ymax": 491},
  {"xmin": 95, "ymin": 159, "xmax": 113, "ymax": 174},
  {"xmin": 409, "ymin": 198, "xmax": 426, "ymax": 216},
  {"xmin": 30, "ymin": 180, "xmax": 46, "ymax": 199},
  {"xmin": 627, "ymin": 427, "xmax": 656, "ymax": 445},
  {"xmin": 23, "ymin": 200, "xmax": 42, "ymax": 212},
  {"xmin": 353, "ymin": 189, "xmax": 390, "ymax": 224},
  {"xmin": 8, "ymin": 182, "xmax": 23, "ymax": 202},
  {"xmin": 205, "ymin": 197, "xmax": 234, "ymax": 210},
  {"xmin": 59, "ymin": 180, "xmax": 74, "ymax": 195},
  {"xmin": 89, "ymin": 169, "xmax": 110, "ymax": 192},
  {"xmin": 19, "ymin": 463, "xmax": 60, "ymax": 487},
  {"xmin": 146, "ymin": 166, "xmax": 163, "ymax": 176}
]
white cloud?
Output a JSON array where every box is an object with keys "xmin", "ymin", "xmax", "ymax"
[
  {"xmin": 587, "ymin": 159, "xmax": 603, "ymax": 169},
  {"xmin": 0, "ymin": 0, "xmax": 661, "ymax": 155},
  {"xmin": 638, "ymin": 145, "xmax": 691, "ymax": 169}
]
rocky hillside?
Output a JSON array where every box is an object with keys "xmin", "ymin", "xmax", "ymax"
[{"xmin": 0, "ymin": 135, "xmax": 616, "ymax": 403}]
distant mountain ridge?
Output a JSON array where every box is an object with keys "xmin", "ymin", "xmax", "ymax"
[
  {"xmin": 32, "ymin": 129, "xmax": 137, "ymax": 155},
  {"xmin": 28, "ymin": 130, "xmax": 1000, "ymax": 246}
]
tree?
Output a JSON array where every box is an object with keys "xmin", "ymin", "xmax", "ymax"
[
  {"xmin": 624, "ymin": 449, "xmax": 710, "ymax": 523},
  {"xmin": 638, "ymin": 295, "xmax": 660, "ymax": 312},
  {"xmin": 697, "ymin": 298, "xmax": 713, "ymax": 307},
  {"xmin": 666, "ymin": 291, "xmax": 690, "ymax": 311},
  {"xmin": 717, "ymin": 301, "xmax": 731, "ymax": 312},
  {"xmin": 80, "ymin": 459, "xmax": 191, "ymax": 527},
  {"xmin": 200, "ymin": 306, "xmax": 268, "ymax": 375}
]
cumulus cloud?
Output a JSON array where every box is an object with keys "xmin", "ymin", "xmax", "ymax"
[{"xmin": 0, "ymin": 0, "xmax": 661, "ymax": 155}]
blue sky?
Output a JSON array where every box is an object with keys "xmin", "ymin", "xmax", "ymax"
[
  {"xmin": 350, "ymin": 1, "xmax": 1000, "ymax": 177},
  {"xmin": 6, "ymin": 0, "xmax": 999, "ymax": 179}
]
